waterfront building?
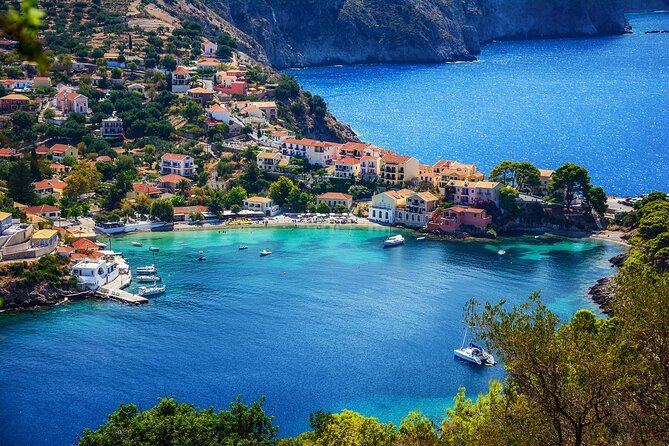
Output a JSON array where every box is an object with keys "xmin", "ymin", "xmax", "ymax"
[
  {"xmin": 395, "ymin": 191, "xmax": 439, "ymax": 228},
  {"xmin": 379, "ymin": 154, "xmax": 419, "ymax": 186},
  {"xmin": 427, "ymin": 206, "xmax": 492, "ymax": 232},
  {"xmin": 539, "ymin": 169, "xmax": 554, "ymax": 195},
  {"xmin": 242, "ymin": 197, "xmax": 280, "ymax": 216},
  {"xmin": 160, "ymin": 153, "xmax": 195, "ymax": 177},
  {"xmin": 316, "ymin": 192, "xmax": 353, "ymax": 210},
  {"xmin": 360, "ymin": 155, "xmax": 381, "ymax": 180},
  {"xmin": 173, "ymin": 205, "xmax": 214, "ymax": 222},
  {"xmin": 71, "ymin": 258, "xmax": 119, "ymax": 291},
  {"xmin": 447, "ymin": 180, "xmax": 502, "ymax": 207},
  {"xmin": 368, "ymin": 189, "xmax": 413, "ymax": 224},
  {"xmin": 333, "ymin": 157, "xmax": 361, "ymax": 179}
]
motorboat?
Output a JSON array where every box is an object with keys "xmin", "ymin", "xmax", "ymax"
[
  {"xmin": 497, "ymin": 249, "xmax": 506, "ymax": 255},
  {"xmin": 131, "ymin": 241, "xmax": 143, "ymax": 247},
  {"xmin": 136, "ymin": 265, "xmax": 157, "ymax": 274},
  {"xmin": 260, "ymin": 250, "xmax": 272, "ymax": 256},
  {"xmin": 238, "ymin": 245, "xmax": 249, "ymax": 250},
  {"xmin": 138, "ymin": 284, "xmax": 166, "ymax": 297},
  {"xmin": 136, "ymin": 275, "xmax": 161, "ymax": 283},
  {"xmin": 198, "ymin": 256, "xmax": 207, "ymax": 261},
  {"xmin": 454, "ymin": 327, "xmax": 496, "ymax": 366},
  {"xmin": 149, "ymin": 246, "xmax": 160, "ymax": 252},
  {"xmin": 416, "ymin": 236, "xmax": 426, "ymax": 241},
  {"xmin": 384, "ymin": 235, "xmax": 405, "ymax": 247}
]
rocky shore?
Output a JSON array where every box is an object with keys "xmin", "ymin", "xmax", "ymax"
[
  {"xmin": 587, "ymin": 250, "xmax": 630, "ymax": 314},
  {"xmin": 0, "ymin": 280, "xmax": 93, "ymax": 313}
]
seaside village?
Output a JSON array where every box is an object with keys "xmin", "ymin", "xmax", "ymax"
[{"xmin": 0, "ymin": 12, "xmax": 610, "ymax": 304}]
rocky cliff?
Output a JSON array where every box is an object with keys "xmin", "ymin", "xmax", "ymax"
[{"xmin": 189, "ymin": 0, "xmax": 662, "ymax": 68}]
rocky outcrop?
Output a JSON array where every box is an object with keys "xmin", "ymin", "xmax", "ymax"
[
  {"xmin": 588, "ymin": 276, "xmax": 614, "ymax": 315},
  {"xmin": 191, "ymin": 0, "xmax": 647, "ymax": 68},
  {"xmin": 0, "ymin": 279, "xmax": 91, "ymax": 312}
]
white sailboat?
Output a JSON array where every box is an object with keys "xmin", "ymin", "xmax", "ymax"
[
  {"xmin": 384, "ymin": 234, "xmax": 405, "ymax": 247},
  {"xmin": 138, "ymin": 284, "xmax": 166, "ymax": 297}
]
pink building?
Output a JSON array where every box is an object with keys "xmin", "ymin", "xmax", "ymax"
[{"xmin": 427, "ymin": 206, "xmax": 492, "ymax": 232}]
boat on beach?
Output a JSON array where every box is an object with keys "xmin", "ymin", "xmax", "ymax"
[
  {"xmin": 136, "ymin": 265, "xmax": 157, "ymax": 274},
  {"xmin": 384, "ymin": 235, "xmax": 405, "ymax": 247},
  {"xmin": 260, "ymin": 249, "xmax": 272, "ymax": 256},
  {"xmin": 136, "ymin": 275, "xmax": 161, "ymax": 283},
  {"xmin": 138, "ymin": 284, "xmax": 166, "ymax": 297},
  {"xmin": 454, "ymin": 327, "xmax": 496, "ymax": 366}
]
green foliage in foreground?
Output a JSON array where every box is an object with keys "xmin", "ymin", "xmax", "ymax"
[{"xmin": 79, "ymin": 396, "xmax": 278, "ymax": 446}]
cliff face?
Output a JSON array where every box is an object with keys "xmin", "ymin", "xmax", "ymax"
[{"xmin": 199, "ymin": 0, "xmax": 641, "ymax": 68}]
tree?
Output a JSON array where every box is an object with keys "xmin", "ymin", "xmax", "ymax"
[
  {"xmin": 63, "ymin": 165, "xmax": 101, "ymax": 200},
  {"xmin": 236, "ymin": 162, "xmax": 267, "ymax": 194},
  {"xmin": 333, "ymin": 204, "xmax": 348, "ymax": 214},
  {"xmin": 188, "ymin": 211, "xmax": 204, "ymax": 223},
  {"xmin": 549, "ymin": 162, "xmax": 591, "ymax": 209},
  {"xmin": 230, "ymin": 203, "xmax": 242, "ymax": 214},
  {"xmin": 208, "ymin": 190, "xmax": 225, "ymax": 217},
  {"xmin": 514, "ymin": 162, "xmax": 541, "ymax": 192},
  {"xmin": 149, "ymin": 198, "xmax": 174, "ymax": 222},
  {"xmin": 585, "ymin": 186, "xmax": 607, "ymax": 216},
  {"xmin": 348, "ymin": 185, "xmax": 371, "ymax": 200},
  {"xmin": 176, "ymin": 179, "xmax": 190, "ymax": 196},
  {"xmin": 223, "ymin": 186, "xmax": 247, "ymax": 209},
  {"xmin": 110, "ymin": 67, "xmax": 122, "ymax": 79},
  {"xmin": 78, "ymin": 396, "xmax": 278, "ymax": 446},
  {"xmin": 315, "ymin": 201, "xmax": 330, "ymax": 214},
  {"xmin": 11, "ymin": 110, "xmax": 36, "ymax": 129},
  {"xmin": 182, "ymin": 100, "xmax": 203, "ymax": 122},
  {"xmin": 159, "ymin": 54, "xmax": 177, "ymax": 71},
  {"xmin": 286, "ymin": 187, "xmax": 312, "ymax": 212},
  {"xmin": 8, "ymin": 161, "xmax": 36, "ymax": 204},
  {"xmin": 134, "ymin": 193, "xmax": 152, "ymax": 216},
  {"xmin": 488, "ymin": 160, "xmax": 515, "ymax": 185},
  {"xmin": 216, "ymin": 159, "xmax": 234, "ymax": 180},
  {"xmin": 499, "ymin": 186, "xmax": 520, "ymax": 215},
  {"xmin": 269, "ymin": 176, "xmax": 294, "ymax": 207}
]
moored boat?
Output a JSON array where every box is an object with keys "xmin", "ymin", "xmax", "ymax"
[
  {"xmin": 260, "ymin": 249, "xmax": 272, "ymax": 256},
  {"xmin": 149, "ymin": 246, "xmax": 160, "ymax": 252},
  {"xmin": 416, "ymin": 236, "xmax": 426, "ymax": 241},
  {"xmin": 136, "ymin": 275, "xmax": 161, "ymax": 283},
  {"xmin": 132, "ymin": 241, "xmax": 143, "ymax": 247},
  {"xmin": 384, "ymin": 235, "xmax": 405, "ymax": 247},
  {"xmin": 136, "ymin": 265, "xmax": 157, "ymax": 274},
  {"xmin": 138, "ymin": 284, "xmax": 166, "ymax": 297},
  {"xmin": 238, "ymin": 245, "xmax": 248, "ymax": 250},
  {"xmin": 454, "ymin": 327, "xmax": 496, "ymax": 366},
  {"xmin": 497, "ymin": 249, "xmax": 506, "ymax": 255}
]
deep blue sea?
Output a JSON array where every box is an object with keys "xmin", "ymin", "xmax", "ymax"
[
  {"xmin": 0, "ymin": 228, "xmax": 622, "ymax": 445},
  {"xmin": 288, "ymin": 12, "xmax": 669, "ymax": 196}
]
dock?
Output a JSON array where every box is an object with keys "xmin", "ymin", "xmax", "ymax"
[{"xmin": 97, "ymin": 270, "xmax": 148, "ymax": 306}]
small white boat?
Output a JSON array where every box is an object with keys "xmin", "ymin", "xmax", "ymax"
[
  {"xmin": 198, "ymin": 256, "xmax": 207, "ymax": 261},
  {"xmin": 497, "ymin": 249, "xmax": 506, "ymax": 255},
  {"xmin": 238, "ymin": 245, "xmax": 248, "ymax": 250},
  {"xmin": 136, "ymin": 265, "xmax": 157, "ymax": 274},
  {"xmin": 138, "ymin": 284, "xmax": 166, "ymax": 297},
  {"xmin": 454, "ymin": 327, "xmax": 496, "ymax": 366},
  {"xmin": 149, "ymin": 246, "xmax": 160, "ymax": 252},
  {"xmin": 132, "ymin": 242, "xmax": 143, "ymax": 247},
  {"xmin": 384, "ymin": 235, "xmax": 405, "ymax": 247},
  {"xmin": 260, "ymin": 249, "xmax": 272, "ymax": 256},
  {"xmin": 416, "ymin": 236, "xmax": 426, "ymax": 241},
  {"xmin": 136, "ymin": 275, "xmax": 161, "ymax": 283},
  {"xmin": 199, "ymin": 250, "xmax": 204, "ymax": 255}
]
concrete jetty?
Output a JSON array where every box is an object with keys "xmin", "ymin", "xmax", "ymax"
[{"xmin": 97, "ymin": 270, "xmax": 148, "ymax": 306}]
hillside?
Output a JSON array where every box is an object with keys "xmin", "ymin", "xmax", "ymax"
[{"xmin": 143, "ymin": 0, "xmax": 669, "ymax": 68}]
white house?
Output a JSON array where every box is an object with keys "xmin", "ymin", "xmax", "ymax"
[
  {"xmin": 394, "ymin": 191, "xmax": 439, "ymax": 228},
  {"xmin": 368, "ymin": 189, "xmax": 413, "ymax": 224},
  {"xmin": 101, "ymin": 115, "xmax": 123, "ymax": 137},
  {"xmin": 71, "ymin": 258, "xmax": 119, "ymax": 291},
  {"xmin": 281, "ymin": 138, "xmax": 337, "ymax": 167},
  {"xmin": 316, "ymin": 193, "xmax": 353, "ymax": 210},
  {"xmin": 172, "ymin": 66, "xmax": 191, "ymax": 93},
  {"xmin": 54, "ymin": 91, "xmax": 88, "ymax": 114},
  {"xmin": 127, "ymin": 83, "xmax": 145, "ymax": 96},
  {"xmin": 256, "ymin": 151, "xmax": 285, "ymax": 173},
  {"xmin": 160, "ymin": 153, "xmax": 195, "ymax": 177},
  {"xmin": 206, "ymin": 104, "xmax": 230, "ymax": 123},
  {"xmin": 242, "ymin": 196, "xmax": 280, "ymax": 217}
]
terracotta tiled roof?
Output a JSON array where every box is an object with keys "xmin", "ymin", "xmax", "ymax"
[
  {"xmin": 158, "ymin": 174, "xmax": 192, "ymax": 184},
  {"xmin": 317, "ymin": 192, "xmax": 352, "ymax": 200},
  {"xmin": 161, "ymin": 153, "xmax": 189, "ymax": 161}
]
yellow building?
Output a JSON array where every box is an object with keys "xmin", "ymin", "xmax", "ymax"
[
  {"xmin": 32, "ymin": 229, "xmax": 59, "ymax": 248},
  {"xmin": 379, "ymin": 154, "xmax": 419, "ymax": 186}
]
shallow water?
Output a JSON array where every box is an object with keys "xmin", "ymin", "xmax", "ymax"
[
  {"xmin": 288, "ymin": 13, "xmax": 669, "ymax": 196},
  {"xmin": 0, "ymin": 228, "xmax": 623, "ymax": 444}
]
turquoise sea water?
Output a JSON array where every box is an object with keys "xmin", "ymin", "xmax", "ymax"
[
  {"xmin": 288, "ymin": 13, "xmax": 669, "ymax": 196},
  {"xmin": 0, "ymin": 227, "xmax": 622, "ymax": 445}
]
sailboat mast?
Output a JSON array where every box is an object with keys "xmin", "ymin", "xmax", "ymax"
[{"xmin": 461, "ymin": 325, "xmax": 468, "ymax": 348}]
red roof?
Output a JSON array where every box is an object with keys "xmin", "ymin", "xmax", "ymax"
[
  {"xmin": 161, "ymin": 153, "xmax": 189, "ymax": 161},
  {"xmin": 317, "ymin": 192, "xmax": 353, "ymax": 200},
  {"xmin": 447, "ymin": 206, "xmax": 486, "ymax": 214},
  {"xmin": 0, "ymin": 147, "xmax": 18, "ymax": 157},
  {"xmin": 24, "ymin": 204, "xmax": 59, "ymax": 215},
  {"xmin": 72, "ymin": 238, "xmax": 99, "ymax": 251},
  {"xmin": 55, "ymin": 92, "xmax": 84, "ymax": 101},
  {"xmin": 158, "ymin": 174, "xmax": 192, "ymax": 184},
  {"xmin": 132, "ymin": 183, "xmax": 161, "ymax": 195},
  {"xmin": 35, "ymin": 145, "xmax": 50, "ymax": 155},
  {"xmin": 34, "ymin": 178, "xmax": 66, "ymax": 191},
  {"xmin": 336, "ymin": 157, "xmax": 361, "ymax": 165},
  {"xmin": 95, "ymin": 155, "xmax": 112, "ymax": 162},
  {"xmin": 381, "ymin": 154, "xmax": 411, "ymax": 164},
  {"xmin": 70, "ymin": 251, "xmax": 104, "ymax": 260},
  {"xmin": 50, "ymin": 143, "xmax": 71, "ymax": 154},
  {"xmin": 284, "ymin": 138, "xmax": 321, "ymax": 146},
  {"xmin": 173, "ymin": 205, "xmax": 207, "ymax": 214},
  {"xmin": 56, "ymin": 246, "xmax": 74, "ymax": 254},
  {"xmin": 173, "ymin": 66, "xmax": 190, "ymax": 75}
]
